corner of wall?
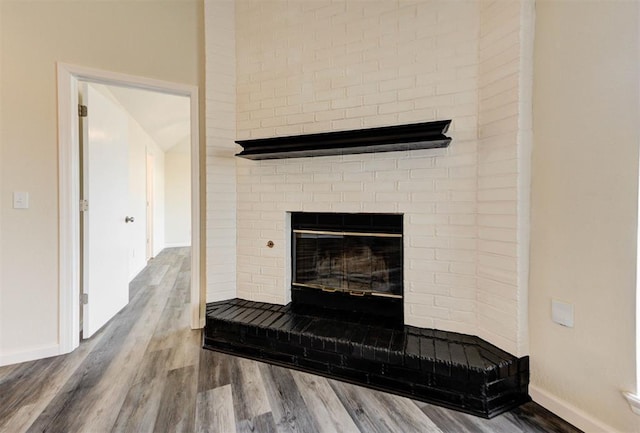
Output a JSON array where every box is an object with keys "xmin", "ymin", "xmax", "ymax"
[
  {"xmin": 476, "ymin": 0, "xmax": 533, "ymax": 358},
  {"xmin": 204, "ymin": 0, "xmax": 238, "ymax": 302}
]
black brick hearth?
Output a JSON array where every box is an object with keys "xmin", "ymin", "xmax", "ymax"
[{"xmin": 203, "ymin": 298, "xmax": 530, "ymax": 418}]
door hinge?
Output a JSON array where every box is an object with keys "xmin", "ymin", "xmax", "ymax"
[
  {"xmin": 82, "ymin": 293, "xmax": 88, "ymax": 305},
  {"xmin": 80, "ymin": 199, "xmax": 89, "ymax": 212},
  {"xmin": 78, "ymin": 104, "xmax": 88, "ymax": 118}
]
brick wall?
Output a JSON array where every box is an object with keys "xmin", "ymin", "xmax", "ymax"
[
  {"xmin": 205, "ymin": 0, "xmax": 533, "ymax": 355},
  {"xmin": 205, "ymin": 0, "xmax": 237, "ymax": 301},
  {"xmin": 235, "ymin": 0, "xmax": 481, "ymax": 334},
  {"xmin": 477, "ymin": 0, "xmax": 533, "ymax": 355}
]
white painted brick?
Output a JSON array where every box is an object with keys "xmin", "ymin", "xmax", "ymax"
[
  {"xmin": 408, "ymin": 213, "xmax": 448, "ymax": 225},
  {"xmin": 478, "ymin": 265, "xmax": 517, "ymax": 287},
  {"xmin": 478, "ymin": 252, "xmax": 517, "ymax": 272},
  {"xmin": 410, "ymin": 236, "xmax": 447, "ymax": 249},
  {"xmin": 332, "ymin": 182, "xmax": 363, "ymax": 192},
  {"xmin": 331, "ymin": 202, "xmax": 363, "ymax": 213},
  {"xmin": 477, "ymin": 214, "xmax": 517, "ymax": 229},
  {"xmin": 374, "ymin": 192, "xmax": 408, "ymax": 202},
  {"xmin": 399, "ymin": 201, "xmax": 436, "ymax": 214},
  {"xmin": 342, "ymin": 191, "xmax": 374, "ymax": 203},
  {"xmin": 362, "ymin": 159, "xmax": 397, "ymax": 172},
  {"xmin": 449, "ymin": 261, "xmax": 476, "ymax": 276},
  {"xmin": 435, "ymin": 296, "xmax": 476, "ymax": 312},
  {"xmin": 410, "ymin": 304, "xmax": 450, "ymax": 320},
  {"xmin": 362, "ymin": 113, "xmax": 399, "ymax": 127},
  {"xmin": 435, "ymin": 225, "xmax": 476, "ymax": 239},
  {"xmin": 224, "ymin": 0, "xmax": 532, "ymax": 354},
  {"xmin": 332, "ymin": 118, "xmax": 363, "ymax": 131},
  {"xmin": 478, "ymin": 174, "xmax": 517, "ymax": 190},
  {"xmin": 315, "ymin": 109, "xmax": 346, "ymax": 122},
  {"xmin": 435, "ymin": 248, "xmax": 475, "ymax": 263},
  {"xmin": 397, "ymin": 180, "xmax": 436, "ymax": 193},
  {"xmin": 404, "ymin": 292, "xmax": 436, "ymax": 306}
]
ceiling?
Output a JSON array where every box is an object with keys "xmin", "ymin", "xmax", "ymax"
[{"xmin": 107, "ymin": 85, "xmax": 191, "ymax": 153}]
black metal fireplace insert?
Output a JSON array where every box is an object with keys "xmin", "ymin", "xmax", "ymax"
[{"xmin": 291, "ymin": 212, "xmax": 403, "ymax": 325}]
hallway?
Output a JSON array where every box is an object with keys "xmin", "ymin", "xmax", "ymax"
[{"xmin": 0, "ymin": 248, "xmax": 579, "ymax": 433}]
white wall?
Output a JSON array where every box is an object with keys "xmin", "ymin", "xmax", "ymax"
[
  {"xmin": 152, "ymin": 148, "xmax": 166, "ymax": 258},
  {"xmin": 128, "ymin": 112, "xmax": 149, "ymax": 278},
  {"xmin": 165, "ymin": 143, "xmax": 191, "ymax": 247},
  {"xmin": 0, "ymin": 0, "xmax": 4, "ymax": 357},
  {"xmin": 530, "ymin": 1, "xmax": 639, "ymax": 431},
  {"xmin": 0, "ymin": 0, "xmax": 202, "ymax": 365},
  {"xmin": 125, "ymin": 99, "xmax": 166, "ymax": 277}
]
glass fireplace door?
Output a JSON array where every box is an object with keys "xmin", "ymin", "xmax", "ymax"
[{"xmin": 293, "ymin": 229, "xmax": 402, "ymax": 298}]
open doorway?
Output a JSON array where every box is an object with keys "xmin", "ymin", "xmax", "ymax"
[
  {"xmin": 57, "ymin": 63, "xmax": 201, "ymax": 354},
  {"xmin": 78, "ymin": 82, "xmax": 192, "ymax": 339}
]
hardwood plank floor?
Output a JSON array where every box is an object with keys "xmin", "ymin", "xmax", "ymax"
[{"xmin": 0, "ymin": 248, "xmax": 582, "ymax": 433}]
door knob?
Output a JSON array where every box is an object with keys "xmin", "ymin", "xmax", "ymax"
[{"xmin": 125, "ymin": 216, "xmax": 135, "ymax": 223}]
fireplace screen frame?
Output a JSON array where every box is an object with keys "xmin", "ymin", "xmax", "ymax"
[
  {"xmin": 290, "ymin": 212, "xmax": 404, "ymax": 323},
  {"xmin": 292, "ymin": 229, "xmax": 403, "ymax": 298}
]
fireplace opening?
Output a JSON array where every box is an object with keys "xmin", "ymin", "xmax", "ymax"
[{"xmin": 291, "ymin": 212, "xmax": 403, "ymax": 325}]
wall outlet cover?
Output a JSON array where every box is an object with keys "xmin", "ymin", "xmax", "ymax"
[
  {"xmin": 13, "ymin": 191, "xmax": 29, "ymax": 209},
  {"xmin": 551, "ymin": 299, "xmax": 574, "ymax": 328}
]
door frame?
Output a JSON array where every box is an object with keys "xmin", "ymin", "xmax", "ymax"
[{"xmin": 57, "ymin": 62, "xmax": 202, "ymax": 354}]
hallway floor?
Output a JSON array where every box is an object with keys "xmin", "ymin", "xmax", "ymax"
[{"xmin": 0, "ymin": 248, "xmax": 581, "ymax": 433}]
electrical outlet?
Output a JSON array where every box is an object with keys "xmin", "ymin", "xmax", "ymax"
[
  {"xmin": 551, "ymin": 299, "xmax": 574, "ymax": 328},
  {"xmin": 13, "ymin": 191, "xmax": 29, "ymax": 209}
]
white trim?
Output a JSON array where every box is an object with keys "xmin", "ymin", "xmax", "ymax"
[
  {"xmin": 623, "ymin": 391, "xmax": 640, "ymax": 416},
  {"xmin": 0, "ymin": 344, "xmax": 61, "ymax": 367},
  {"xmin": 57, "ymin": 64, "xmax": 81, "ymax": 354},
  {"xmin": 530, "ymin": 385, "xmax": 622, "ymax": 433},
  {"xmin": 189, "ymin": 88, "xmax": 202, "ymax": 331},
  {"xmin": 57, "ymin": 62, "xmax": 203, "ymax": 356}
]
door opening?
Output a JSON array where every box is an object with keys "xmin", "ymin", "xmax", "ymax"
[{"xmin": 57, "ymin": 63, "xmax": 202, "ymax": 353}]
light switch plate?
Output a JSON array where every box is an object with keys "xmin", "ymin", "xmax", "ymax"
[
  {"xmin": 551, "ymin": 299, "xmax": 574, "ymax": 327},
  {"xmin": 13, "ymin": 191, "xmax": 29, "ymax": 209}
]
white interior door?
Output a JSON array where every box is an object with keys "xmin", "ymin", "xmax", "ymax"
[{"xmin": 81, "ymin": 82, "xmax": 131, "ymax": 338}]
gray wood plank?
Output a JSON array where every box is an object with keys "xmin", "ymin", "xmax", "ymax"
[
  {"xmin": 195, "ymin": 385, "xmax": 237, "ymax": 433},
  {"xmin": 236, "ymin": 412, "xmax": 278, "ymax": 433},
  {"xmin": 154, "ymin": 365, "xmax": 197, "ymax": 433},
  {"xmin": 197, "ymin": 349, "xmax": 232, "ymax": 392},
  {"xmin": 503, "ymin": 402, "xmax": 583, "ymax": 433},
  {"xmin": 110, "ymin": 349, "xmax": 171, "ymax": 433},
  {"xmin": 330, "ymin": 378, "xmax": 443, "ymax": 433},
  {"xmin": 25, "ymin": 285, "xmax": 155, "ymax": 433},
  {"xmin": 418, "ymin": 401, "xmax": 525, "ymax": 433},
  {"xmin": 366, "ymin": 388, "xmax": 443, "ymax": 433},
  {"xmin": 258, "ymin": 363, "xmax": 321, "ymax": 433},
  {"xmin": 290, "ymin": 370, "xmax": 360, "ymax": 433},
  {"xmin": 230, "ymin": 356, "xmax": 271, "ymax": 422}
]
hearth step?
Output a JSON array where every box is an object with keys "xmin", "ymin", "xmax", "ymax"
[{"xmin": 203, "ymin": 298, "xmax": 530, "ymax": 418}]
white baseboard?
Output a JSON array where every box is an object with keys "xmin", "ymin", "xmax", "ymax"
[
  {"xmin": 530, "ymin": 385, "xmax": 621, "ymax": 433},
  {"xmin": 0, "ymin": 344, "xmax": 61, "ymax": 367}
]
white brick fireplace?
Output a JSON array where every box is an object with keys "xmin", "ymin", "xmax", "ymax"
[{"xmin": 205, "ymin": 0, "xmax": 533, "ymax": 357}]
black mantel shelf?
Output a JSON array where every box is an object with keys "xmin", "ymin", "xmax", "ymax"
[{"xmin": 235, "ymin": 120, "xmax": 452, "ymax": 160}]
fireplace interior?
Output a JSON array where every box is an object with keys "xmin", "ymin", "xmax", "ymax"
[{"xmin": 291, "ymin": 212, "xmax": 403, "ymax": 325}]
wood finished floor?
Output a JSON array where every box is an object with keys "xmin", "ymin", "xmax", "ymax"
[{"xmin": 0, "ymin": 248, "xmax": 582, "ymax": 433}]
